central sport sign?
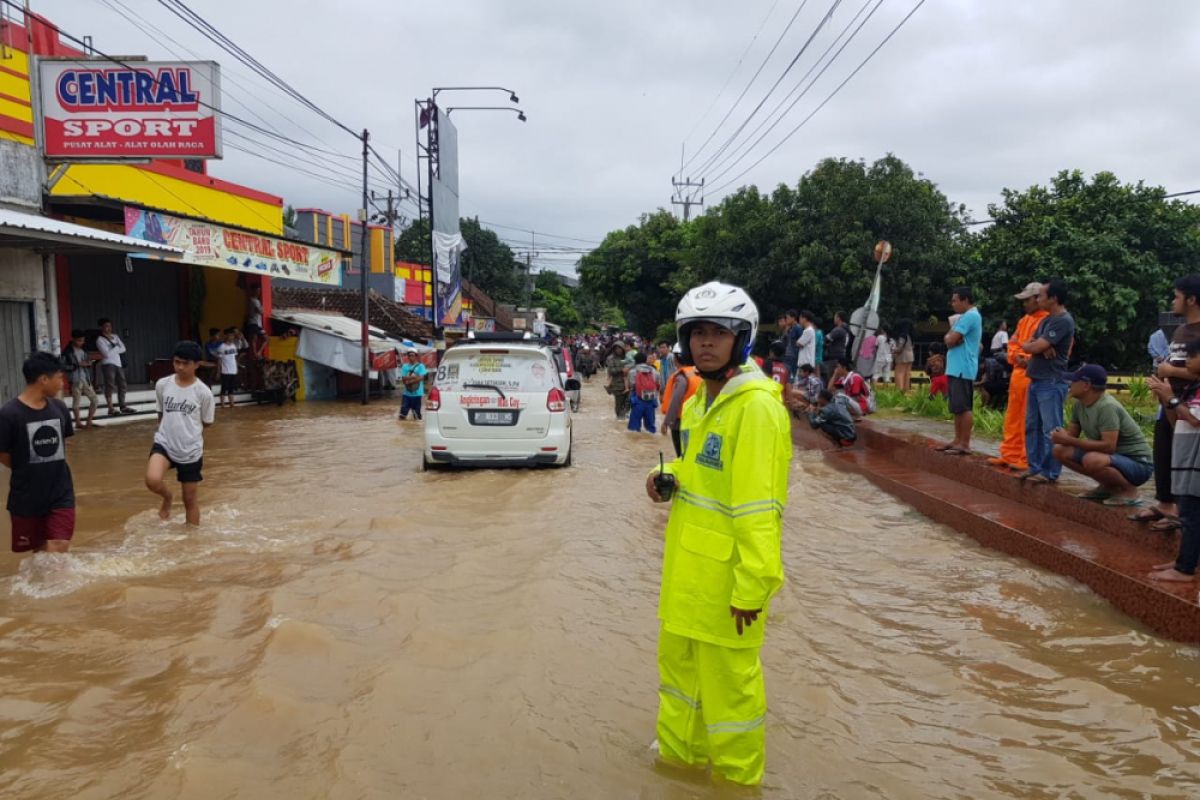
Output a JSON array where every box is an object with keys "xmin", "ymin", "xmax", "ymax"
[{"xmin": 38, "ymin": 60, "xmax": 222, "ymax": 160}]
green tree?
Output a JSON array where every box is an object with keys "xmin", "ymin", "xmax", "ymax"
[
  {"xmin": 578, "ymin": 209, "xmax": 689, "ymax": 334},
  {"xmin": 683, "ymin": 154, "xmax": 970, "ymax": 326},
  {"xmin": 283, "ymin": 204, "xmax": 297, "ymax": 229},
  {"xmin": 532, "ymin": 271, "xmax": 582, "ymax": 330},
  {"xmin": 395, "ymin": 217, "xmax": 431, "ymax": 265},
  {"xmin": 394, "ymin": 218, "xmax": 525, "ymax": 304},
  {"xmin": 573, "ymin": 284, "xmax": 626, "ymax": 331},
  {"xmin": 971, "ymin": 170, "xmax": 1200, "ymax": 369}
]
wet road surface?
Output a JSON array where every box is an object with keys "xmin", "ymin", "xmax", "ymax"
[{"xmin": 1, "ymin": 392, "xmax": 1198, "ymax": 799}]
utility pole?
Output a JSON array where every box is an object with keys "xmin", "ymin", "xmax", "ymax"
[
  {"xmin": 370, "ymin": 188, "xmax": 400, "ymax": 229},
  {"xmin": 359, "ymin": 128, "xmax": 371, "ymax": 405},
  {"xmin": 671, "ymin": 176, "xmax": 705, "ymax": 222}
]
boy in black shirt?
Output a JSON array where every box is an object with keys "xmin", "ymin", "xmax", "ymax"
[{"xmin": 0, "ymin": 353, "xmax": 76, "ymax": 553}]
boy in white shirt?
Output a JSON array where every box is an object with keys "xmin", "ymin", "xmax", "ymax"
[
  {"xmin": 146, "ymin": 341, "xmax": 215, "ymax": 526},
  {"xmin": 216, "ymin": 327, "xmax": 240, "ymax": 409}
]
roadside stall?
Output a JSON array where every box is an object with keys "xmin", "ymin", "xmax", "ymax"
[{"xmin": 272, "ymin": 309, "xmax": 433, "ymax": 400}]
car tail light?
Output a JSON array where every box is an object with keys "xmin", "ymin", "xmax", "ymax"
[
  {"xmin": 427, "ymin": 387, "xmax": 441, "ymax": 411},
  {"xmin": 547, "ymin": 387, "xmax": 567, "ymax": 412}
]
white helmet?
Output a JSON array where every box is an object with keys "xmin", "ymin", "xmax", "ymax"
[
  {"xmin": 675, "ymin": 281, "xmax": 759, "ymax": 377},
  {"xmin": 672, "ymin": 342, "xmax": 682, "ymax": 356}
]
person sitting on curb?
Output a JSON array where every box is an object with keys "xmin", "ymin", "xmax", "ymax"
[
  {"xmin": 830, "ymin": 358, "xmax": 870, "ymax": 416},
  {"xmin": 809, "ymin": 389, "xmax": 857, "ymax": 447},
  {"xmin": 1050, "ymin": 365, "xmax": 1154, "ymax": 506}
]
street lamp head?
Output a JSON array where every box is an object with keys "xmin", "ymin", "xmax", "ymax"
[
  {"xmin": 510, "ymin": 92, "xmax": 520, "ymax": 104},
  {"xmin": 517, "ymin": 111, "xmax": 527, "ymax": 122}
]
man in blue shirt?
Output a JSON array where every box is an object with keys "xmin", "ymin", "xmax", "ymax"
[
  {"xmin": 398, "ymin": 349, "xmax": 427, "ymax": 421},
  {"xmin": 939, "ymin": 286, "xmax": 982, "ymax": 455}
]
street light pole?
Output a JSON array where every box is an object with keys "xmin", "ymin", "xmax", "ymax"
[
  {"xmin": 417, "ymin": 87, "xmax": 525, "ymax": 345},
  {"xmin": 444, "ymin": 106, "xmax": 528, "ymax": 122}
]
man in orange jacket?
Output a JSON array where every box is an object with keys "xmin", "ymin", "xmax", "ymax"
[
  {"xmin": 990, "ymin": 282, "xmax": 1048, "ymax": 470},
  {"xmin": 660, "ymin": 354, "xmax": 701, "ymax": 458}
]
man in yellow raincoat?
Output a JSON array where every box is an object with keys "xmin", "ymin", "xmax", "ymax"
[{"xmin": 646, "ymin": 281, "xmax": 791, "ymax": 786}]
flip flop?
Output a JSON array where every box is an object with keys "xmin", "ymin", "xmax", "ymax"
[
  {"xmin": 944, "ymin": 447, "xmax": 972, "ymax": 456},
  {"xmin": 1149, "ymin": 516, "xmax": 1182, "ymax": 533},
  {"xmin": 1079, "ymin": 490, "xmax": 1112, "ymax": 501},
  {"xmin": 1101, "ymin": 497, "xmax": 1146, "ymax": 508},
  {"xmin": 1128, "ymin": 507, "xmax": 1165, "ymax": 523},
  {"xmin": 934, "ymin": 444, "xmax": 956, "ymax": 452}
]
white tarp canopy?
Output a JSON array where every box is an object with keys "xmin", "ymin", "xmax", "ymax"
[{"xmin": 273, "ymin": 309, "xmax": 431, "ymax": 378}]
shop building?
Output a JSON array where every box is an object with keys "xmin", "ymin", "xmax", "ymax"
[
  {"xmin": 1, "ymin": 13, "xmax": 344, "ymax": 392},
  {"xmin": 0, "ymin": 16, "xmax": 180, "ymax": 396}
]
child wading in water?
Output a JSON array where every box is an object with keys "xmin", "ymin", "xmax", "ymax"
[
  {"xmin": 0, "ymin": 353, "xmax": 77, "ymax": 553},
  {"xmin": 146, "ymin": 342, "xmax": 214, "ymax": 525}
]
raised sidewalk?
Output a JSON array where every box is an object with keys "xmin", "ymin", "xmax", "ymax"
[{"xmin": 793, "ymin": 418, "xmax": 1200, "ymax": 643}]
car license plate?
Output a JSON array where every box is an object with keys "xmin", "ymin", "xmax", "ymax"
[{"xmin": 474, "ymin": 411, "xmax": 514, "ymax": 425}]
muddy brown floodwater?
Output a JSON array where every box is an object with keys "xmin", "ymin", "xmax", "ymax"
[{"xmin": 1, "ymin": 395, "xmax": 1198, "ymax": 799}]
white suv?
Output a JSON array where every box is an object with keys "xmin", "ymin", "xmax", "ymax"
[{"xmin": 423, "ymin": 336, "xmax": 579, "ymax": 469}]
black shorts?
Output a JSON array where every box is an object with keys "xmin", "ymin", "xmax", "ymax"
[
  {"xmin": 150, "ymin": 443, "xmax": 204, "ymax": 483},
  {"xmin": 220, "ymin": 374, "xmax": 239, "ymax": 394},
  {"xmin": 948, "ymin": 376, "xmax": 974, "ymax": 414}
]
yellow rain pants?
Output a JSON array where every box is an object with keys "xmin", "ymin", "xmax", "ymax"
[{"xmin": 657, "ymin": 625, "xmax": 767, "ymax": 785}]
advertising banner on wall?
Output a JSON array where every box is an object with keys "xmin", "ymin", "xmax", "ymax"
[
  {"xmin": 39, "ymin": 60, "xmax": 222, "ymax": 159},
  {"xmin": 431, "ymin": 107, "xmax": 466, "ymax": 328},
  {"xmin": 124, "ymin": 207, "xmax": 342, "ymax": 286}
]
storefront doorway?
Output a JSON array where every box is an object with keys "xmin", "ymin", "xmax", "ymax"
[
  {"xmin": 0, "ymin": 300, "xmax": 33, "ymax": 400},
  {"xmin": 69, "ymin": 256, "xmax": 181, "ymax": 385}
]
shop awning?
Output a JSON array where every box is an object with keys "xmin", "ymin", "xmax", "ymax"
[{"xmin": 0, "ymin": 207, "xmax": 183, "ymax": 256}]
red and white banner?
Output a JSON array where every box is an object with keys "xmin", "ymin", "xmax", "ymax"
[{"xmin": 38, "ymin": 60, "xmax": 222, "ymax": 159}]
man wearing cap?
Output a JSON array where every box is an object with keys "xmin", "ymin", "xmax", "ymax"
[
  {"xmin": 398, "ymin": 349, "xmax": 427, "ymax": 421},
  {"xmin": 988, "ymin": 283, "xmax": 1048, "ymax": 471},
  {"xmin": 1050, "ymin": 365, "xmax": 1154, "ymax": 503},
  {"xmin": 1020, "ymin": 279, "xmax": 1076, "ymax": 483}
]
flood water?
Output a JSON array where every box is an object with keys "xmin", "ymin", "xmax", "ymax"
[{"xmin": 1, "ymin": 393, "xmax": 1198, "ymax": 799}]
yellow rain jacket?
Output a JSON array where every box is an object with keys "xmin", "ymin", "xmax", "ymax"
[{"xmin": 655, "ymin": 366, "xmax": 790, "ymax": 649}]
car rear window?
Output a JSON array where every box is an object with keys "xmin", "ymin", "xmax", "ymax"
[{"xmin": 437, "ymin": 350, "xmax": 557, "ymax": 393}]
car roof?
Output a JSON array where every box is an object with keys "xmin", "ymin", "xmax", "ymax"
[{"xmin": 446, "ymin": 343, "xmax": 551, "ymax": 356}]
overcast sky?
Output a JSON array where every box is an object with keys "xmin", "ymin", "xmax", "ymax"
[{"xmin": 40, "ymin": 0, "xmax": 1200, "ymax": 275}]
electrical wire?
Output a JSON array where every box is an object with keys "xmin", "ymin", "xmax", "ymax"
[
  {"xmin": 0, "ymin": 0, "xmax": 361, "ymax": 162},
  {"xmin": 700, "ymin": 0, "xmax": 884, "ymax": 184},
  {"xmin": 476, "ymin": 220, "xmax": 602, "ymax": 245},
  {"xmin": 689, "ymin": 0, "xmax": 844, "ymax": 180},
  {"xmin": 156, "ymin": 0, "xmax": 358, "ymax": 138},
  {"xmin": 681, "ymin": 0, "xmax": 813, "ymax": 174},
  {"xmin": 708, "ymin": 0, "xmax": 927, "ymax": 195},
  {"xmin": 224, "ymin": 142, "xmax": 362, "ymax": 194},
  {"xmin": 94, "ymin": 0, "xmax": 354, "ymax": 160},
  {"xmin": 680, "ymin": 0, "xmax": 782, "ymax": 166}
]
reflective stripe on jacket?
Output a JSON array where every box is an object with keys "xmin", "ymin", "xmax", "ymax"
[{"xmin": 654, "ymin": 365, "xmax": 791, "ymax": 649}]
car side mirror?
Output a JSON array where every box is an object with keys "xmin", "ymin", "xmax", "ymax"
[{"xmin": 565, "ymin": 378, "xmax": 581, "ymax": 391}]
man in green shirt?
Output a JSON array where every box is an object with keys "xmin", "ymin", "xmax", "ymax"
[{"xmin": 1051, "ymin": 365, "xmax": 1154, "ymax": 503}]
